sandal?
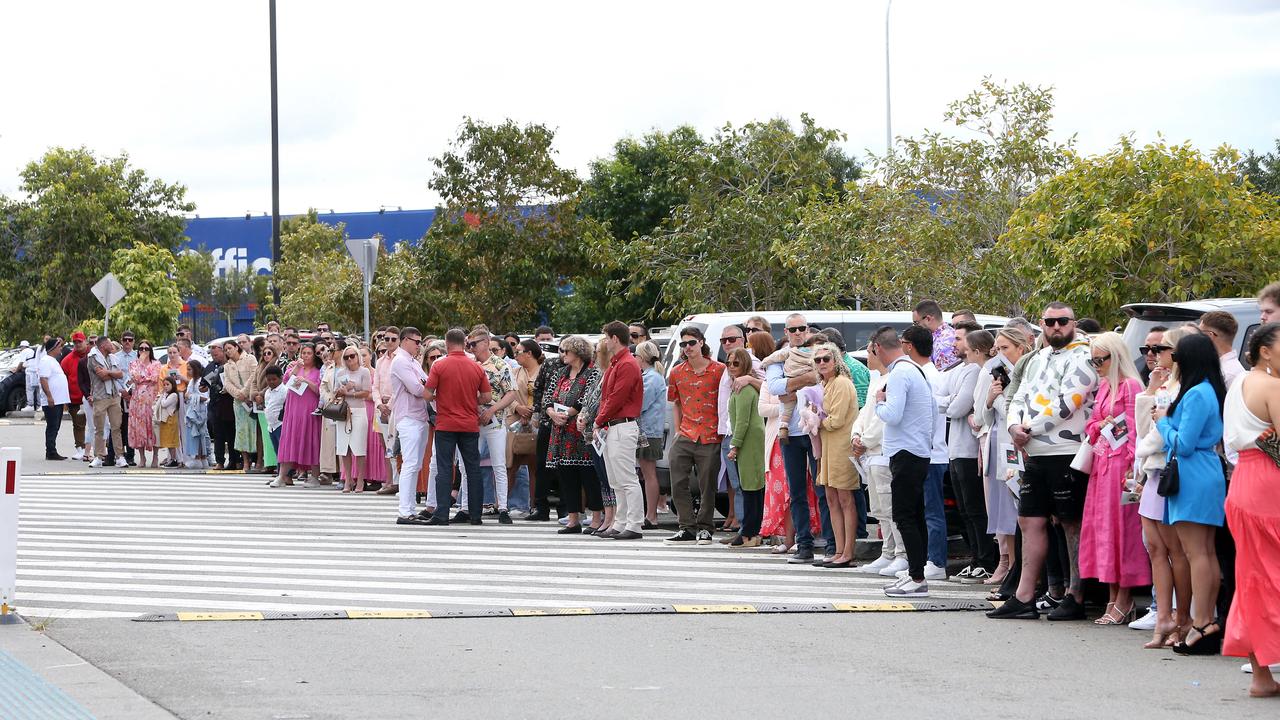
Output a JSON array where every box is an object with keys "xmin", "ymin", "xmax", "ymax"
[
  {"xmin": 1173, "ymin": 622, "xmax": 1222, "ymax": 656},
  {"xmin": 1094, "ymin": 602, "xmax": 1137, "ymax": 625},
  {"xmin": 1143, "ymin": 622, "xmax": 1181, "ymax": 649}
]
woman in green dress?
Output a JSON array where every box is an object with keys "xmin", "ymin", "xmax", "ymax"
[{"xmin": 726, "ymin": 347, "xmax": 766, "ymax": 549}]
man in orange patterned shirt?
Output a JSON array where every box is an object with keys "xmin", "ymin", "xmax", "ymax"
[{"xmin": 663, "ymin": 327, "xmax": 726, "ymax": 546}]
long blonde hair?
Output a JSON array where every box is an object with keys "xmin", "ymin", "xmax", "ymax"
[
  {"xmin": 1160, "ymin": 326, "xmax": 1196, "ymax": 386},
  {"xmin": 1091, "ymin": 331, "xmax": 1139, "ymax": 411}
]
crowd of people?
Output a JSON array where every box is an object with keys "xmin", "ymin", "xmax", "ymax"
[{"xmin": 18, "ymin": 284, "xmax": 1280, "ymax": 699}]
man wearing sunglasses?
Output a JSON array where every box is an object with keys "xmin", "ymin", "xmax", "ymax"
[
  {"xmin": 391, "ymin": 327, "xmax": 435, "ymax": 524},
  {"xmin": 1136, "ymin": 326, "xmax": 1170, "ymax": 386},
  {"xmin": 457, "ymin": 327, "xmax": 516, "ymax": 524},
  {"xmin": 913, "ymin": 299, "xmax": 960, "ymax": 370},
  {"xmin": 663, "ymin": 327, "xmax": 725, "ymax": 546},
  {"xmin": 765, "ymin": 314, "xmax": 834, "ymax": 564},
  {"xmin": 990, "ymin": 302, "xmax": 1098, "ymax": 621},
  {"xmin": 717, "ymin": 324, "xmax": 760, "ymax": 535}
]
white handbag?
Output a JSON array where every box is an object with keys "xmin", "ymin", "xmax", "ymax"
[{"xmin": 1069, "ymin": 441, "xmax": 1094, "ymax": 474}]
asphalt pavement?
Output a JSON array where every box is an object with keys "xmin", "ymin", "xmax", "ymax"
[{"xmin": 34, "ymin": 612, "xmax": 1271, "ymax": 720}]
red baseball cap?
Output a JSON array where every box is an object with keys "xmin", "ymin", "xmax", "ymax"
[{"xmin": 71, "ymin": 331, "xmax": 87, "ymax": 342}]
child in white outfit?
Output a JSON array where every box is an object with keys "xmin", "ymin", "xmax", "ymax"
[{"xmin": 761, "ymin": 345, "xmax": 816, "ymax": 443}]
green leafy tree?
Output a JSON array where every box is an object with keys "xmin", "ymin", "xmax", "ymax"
[
  {"xmin": 211, "ymin": 267, "xmax": 272, "ymax": 337},
  {"xmin": 1241, "ymin": 139, "xmax": 1280, "ymax": 198},
  {"xmin": 273, "ymin": 210, "xmax": 363, "ymax": 331},
  {"xmin": 999, "ymin": 138, "xmax": 1280, "ymax": 324},
  {"xmin": 564, "ymin": 126, "xmax": 706, "ymax": 329},
  {"xmin": 623, "ymin": 114, "xmax": 858, "ymax": 315},
  {"xmin": 0, "ymin": 147, "xmax": 194, "ymax": 343},
  {"xmin": 410, "ymin": 118, "xmax": 598, "ymax": 331},
  {"xmin": 105, "ymin": 243, "xmax": 184, "ymax": 343}
]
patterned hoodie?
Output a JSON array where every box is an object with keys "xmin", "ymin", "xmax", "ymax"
[{"xmin": 1006, "ymin": 333, "xmax": 1098, "ymax": 456}]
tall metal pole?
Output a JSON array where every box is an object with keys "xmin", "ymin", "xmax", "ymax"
[
  {"xmin": 884, "ymin": 0, "xmax": 893, "ymax": 156},
  {"xmin": 269, "ymin": 0, "xmax": 281, "ymax": 305}
]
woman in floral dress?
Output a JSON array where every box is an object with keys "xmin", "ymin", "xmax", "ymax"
[{"xmin": 127, "ymin": 342, "xmax": 162, "ymax": 467}]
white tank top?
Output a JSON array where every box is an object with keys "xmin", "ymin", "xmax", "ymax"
[{"xmin": 1224, "ymin": 372, "xmax": 1272, "ymax": 452}]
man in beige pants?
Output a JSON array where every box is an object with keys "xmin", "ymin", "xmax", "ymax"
[
  {"xmin": 87, "ymin": 336, "xmax": 127, "ymax": 468},
  {"xmin": 593, "ymin": 321, "xmax": 646, "ymax": 540}
]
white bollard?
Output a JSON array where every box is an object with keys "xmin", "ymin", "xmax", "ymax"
[{"xmin": 0, "ymin": 447, "xmax": 19, "ymax": 620}]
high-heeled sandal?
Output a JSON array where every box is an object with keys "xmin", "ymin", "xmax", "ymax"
[
  {"xmin": 1143, "ymin": 623, "xmax": 1179, "ymax": 649},
  {"xmin": 1094, "ymin": 602, "xmax": 1136, "ymax": 625},
  {"xmin": 1172, "ymin": 622, "xmax": 1222, "ymax": 656}
]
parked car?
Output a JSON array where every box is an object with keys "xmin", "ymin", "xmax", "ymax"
[
  {"xmin": 1121, "ymin": 298, "xmax": 1261, "ymax": 368},
  {"xmin": 0, "ymin": 347, "xmax": 32, "ymax": 415}
]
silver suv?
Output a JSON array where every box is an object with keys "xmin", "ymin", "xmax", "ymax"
[{"xmin": 1121, "ymin": 298, "xmax": 1262, "ymax": 367}]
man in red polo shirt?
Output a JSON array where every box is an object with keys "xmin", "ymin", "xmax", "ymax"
[
  {"xmin": 61, "ymin": 332, "xmax": 91, "ymax": 460},
  {"xmin": 425, "ymin": 328, "xmax": 492, "ymax": 525},
  {"xmin": 593, "ymin": 320, "xmax": 645, "ymax": 540}
]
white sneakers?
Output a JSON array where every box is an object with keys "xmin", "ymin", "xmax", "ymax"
[
  {"xmin": 268, "ymin": 478, "xmax": 291, "ymax": 488},
  {"xmin": 923, "ymin": 561, "xmax": 948, "ymax": 580},
  {"xmin": 877, "ymin": 557, "xmax": 909, "ymax": 577},
  {"xmin": 69, "ymin": 449, "xmax": 85, "ymax": 461},
  {"xmin": 114, "ymin": 457, "xmax": 128, "ymax": 468},
  {"xmin": 884, "ymin": 576, "xmax": 930, "ymax": 598},
  {"xmin": 856, "ymin": 556, "xmax": 891, "ymax": 574},
  {"xmin": 1129, "ymin": 607, "xmax": 1158, "ymax": 631},
  {"xmin": 20, "ymin": 406, "xmax": 34, "ymax": 412},
  {"xmin": 303, "ymin": 477, "xmax": 323, "ymax": 488},
  {"xmin": 88, "ymin": 457, "xmax": 103, "ymax": 468}
]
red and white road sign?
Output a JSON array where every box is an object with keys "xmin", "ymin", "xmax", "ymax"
[{"xmin": 0, "ymin": 449, "xmax": 19, "ymax": 615}]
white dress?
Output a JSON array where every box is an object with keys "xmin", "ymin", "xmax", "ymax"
[{"xmin": 334, "ymin": 366, "xmax": 370, "ymax": 457}]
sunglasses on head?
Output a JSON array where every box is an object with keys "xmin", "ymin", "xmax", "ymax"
[
  {"xmin": 678, "ymin": 339, "xmax": 698, "ymax": 348},
  {"xmin": 1140, "ymin": 344, "xmax": 1172, "ymax": 355},
  {"xmin": 785, "ymin": 325, "xmax": 808, "ymax": 333},
  {"xmin": 1043, "ymin": 317, "xmax": 1073, "ymax": 327},
  {"xmin": 1088, "ymin": 354, "xmax": 1111, "ymax": 368}
]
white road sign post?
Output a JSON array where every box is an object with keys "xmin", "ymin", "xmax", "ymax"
[
  {"xmin": 345, "ymin": 238, "xmax": 379, "ymax": 343},
  {"xmin": 91, "ymin": 272, "xmax": 127, "ymax": 337},
  {"xmin": 0, "ymin": 448, "xmax": 20, "ymax": 622}
]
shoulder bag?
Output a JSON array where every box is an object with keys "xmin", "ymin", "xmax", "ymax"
[
  {"xmin": 1156, "ymin": 437, "xmax": 1180, "ymax": 496},
  {"xmin": 1069, "ymin": 440, "xmax": 1094, "ymax": 474}
]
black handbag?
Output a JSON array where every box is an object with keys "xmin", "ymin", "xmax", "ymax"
[{"xmin": 1157, "ymin": 438, "xmax": 1180, "ymax": 496}]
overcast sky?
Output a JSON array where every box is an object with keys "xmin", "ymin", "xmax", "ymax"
[{"xmin": 2, "ymin": 0, "xmax": 1277, "ymax": 218}]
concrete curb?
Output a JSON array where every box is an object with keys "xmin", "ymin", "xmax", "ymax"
[{"xmin": 131, "ymin": 599, "xmax": 996, "ymax": 623}]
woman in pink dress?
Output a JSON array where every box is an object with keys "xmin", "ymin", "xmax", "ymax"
[
  {"xmin": 1223, "ymin": 324, "xmax": 1280, "ymax": 697},
  {"xmin": 272, "ymin": 344, "xmax": 322, "ymax": 487},
  {"xmin": 1080, "ymin": 332, "xmax": 1151, "ymax": 624},
  {"xmin": 127, "ymin": 342, "xmax": 162, "ymax": 467},
  {"xmin": 360, "ymin": 346, "xmax": 388, "ymax": 486}
]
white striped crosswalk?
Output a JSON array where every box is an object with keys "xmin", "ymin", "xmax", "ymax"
[{"xmin": 14, "ymin": 473, "xmax": 985, "ymax": 618}]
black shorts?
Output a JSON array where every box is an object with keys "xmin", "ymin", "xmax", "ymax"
[{"xmin": 1017, "ymin": 454, "xmax": 1087, "ymax": 521}]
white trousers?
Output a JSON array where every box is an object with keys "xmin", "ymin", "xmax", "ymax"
[
  {"xmin": 396, "ymin": 418, "xmax": 427, "ymax": 518},
  {"xmin": 603, "ymin": 421, "xmax": 643, "ymax": 533},
  {"xmin": 459, "ymin": 424, "xmax": 507, "ymax": 511},
  {"xmin": 867, "ymin": 462, "xmax": 905, "ymax": 559}
]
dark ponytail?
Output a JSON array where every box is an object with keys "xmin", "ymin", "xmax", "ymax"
[{"xmin": 1246, "ymin": 322, "xmax": 1280, "ymax": 367}]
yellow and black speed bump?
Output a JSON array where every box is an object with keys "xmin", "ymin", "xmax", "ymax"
[{"xmin": 131, "ymin": 598, "xmax": 992, "ymax": 623}]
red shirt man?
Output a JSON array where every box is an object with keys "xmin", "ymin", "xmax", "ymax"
[
  {"xmin": 61, "ymin": 332, "xmax": 89, "ymax": 405},
  {"xmin": 595, "ymin": 346, "xmax": 643, "ymax": 428},
  {"xmin": 426, "ymin": 345, "xmax": 491, "ymax": 433}
]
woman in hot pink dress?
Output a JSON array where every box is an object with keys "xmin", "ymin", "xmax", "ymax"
[
  {"xmin": 273, "ymin": 344, "xmax": 322, "ymax": 487},
  {"xmin": 1080, "ymin": 333, "xmax": 1150, "ymax": 624},
  {"xmin": 127, "ymin": 343, "xmax": 163, "ymax": 467}
]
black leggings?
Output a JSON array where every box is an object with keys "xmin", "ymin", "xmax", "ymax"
[
  {"xmin": 950, "ymin": 457, "xmax": 996, "ymax": 570},
  {"xmin": 740, "ymin": 488, "xmax": 764, "ymax": 538},
  {"xmin": 556, "ymin": 464, "xmax": 603, "ymax": 515}
]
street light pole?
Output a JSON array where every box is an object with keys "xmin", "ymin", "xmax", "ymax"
[
  {"xmin": 885, "ymin": 0, "xmax": 893, "ymax": 156},
  {"xmin": 269, "ymin": 0, "xmax": 281, "ymax": 305}
]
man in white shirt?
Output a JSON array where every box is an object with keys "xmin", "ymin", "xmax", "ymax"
[
  {"xmin": 1198, "ymin": 311, "xmax": 1245, "ymax": 387},
  {"xmin": 87, "ymin": 336, "xmax": 127, "ymax": 468},
  {"xmin": 17, "ymin": 340, "xmax": 39, "ymax": 412},
  {"xmin": 37, "ymin": 337, "xmax": 70, "ymax": 460}
]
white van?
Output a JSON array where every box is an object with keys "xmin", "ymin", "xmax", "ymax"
[{"xmin": 654, "ymin": 310, "xmax": 1010, "ymax": 487}]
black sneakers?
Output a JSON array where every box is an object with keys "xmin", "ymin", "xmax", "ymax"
[
  {"xmin": 1047, "ymin": 594, "xmax": 1086, "ymax": 621},
  {"xmin": 663, "ymin": 529, "xmax": 696, "ymax": 545},
  {"xmin": 497, "ymin": 511, "xmax": 513, "ymax": 525},
  {"xmin": 986, "ymin": 597, "xmax": 1040, "ymax": 620}
]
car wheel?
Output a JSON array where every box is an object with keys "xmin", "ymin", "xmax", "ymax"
[{"xmin": 2, "ymin": 384, "xmax": 22, "ymax": 416}]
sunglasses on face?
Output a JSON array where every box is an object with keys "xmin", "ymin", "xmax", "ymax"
[
  {"xmin": 728, "ymin": 361, "xmax": 742, "ymax": 367},
  {"xmin": 385, "ymin": 337, "xmax": 398, "ymax": 343},
  {"xmin": 745, "ymin": 327, "xmax": 763, "ymax": 334},
  {"xmin": 465, "ymin": 341, "xmax": 480, "ymax": 349},
  {"xmin": 1043, "ymin": 317, "xmax": 1073, "ymax": 327},
  {"xmin": 629, "ymin": 332, "xmax": 644, "ymax": 339},
  {"xmin": 720, "ymin": 336, "xmax": 742, "ymax": 345},
  {"xmin": 427, "ymin": 354, "xmax": 443, "ymax": 362},
  {"xmin": 1088, "ymin": 354, "xmax": 1111, "ymax": 368},
  {"xmin": 139, "ymin": 346, "xmax": 152, "ymax": 352},
  {"xmin": 402, "ymin": 337, "xmax": 421, "ymax": 345},
  {"xmin": 814, "ymin": 356, "xmax": 834, "ymax": 364},
  {"xmin": 678, "ymin": 340, "xmax": 698, "ymax": 348},
  {"xmin": 785, "ymin": 325, "xmax": 808, "ymax": 334},
  {"xmin": 1140, "ymin": 344, "xmax": 1172, "ymax": 355},
  {"xmin": 343, "ymin": 353, "xmax": 357, "ymax": 360}
]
